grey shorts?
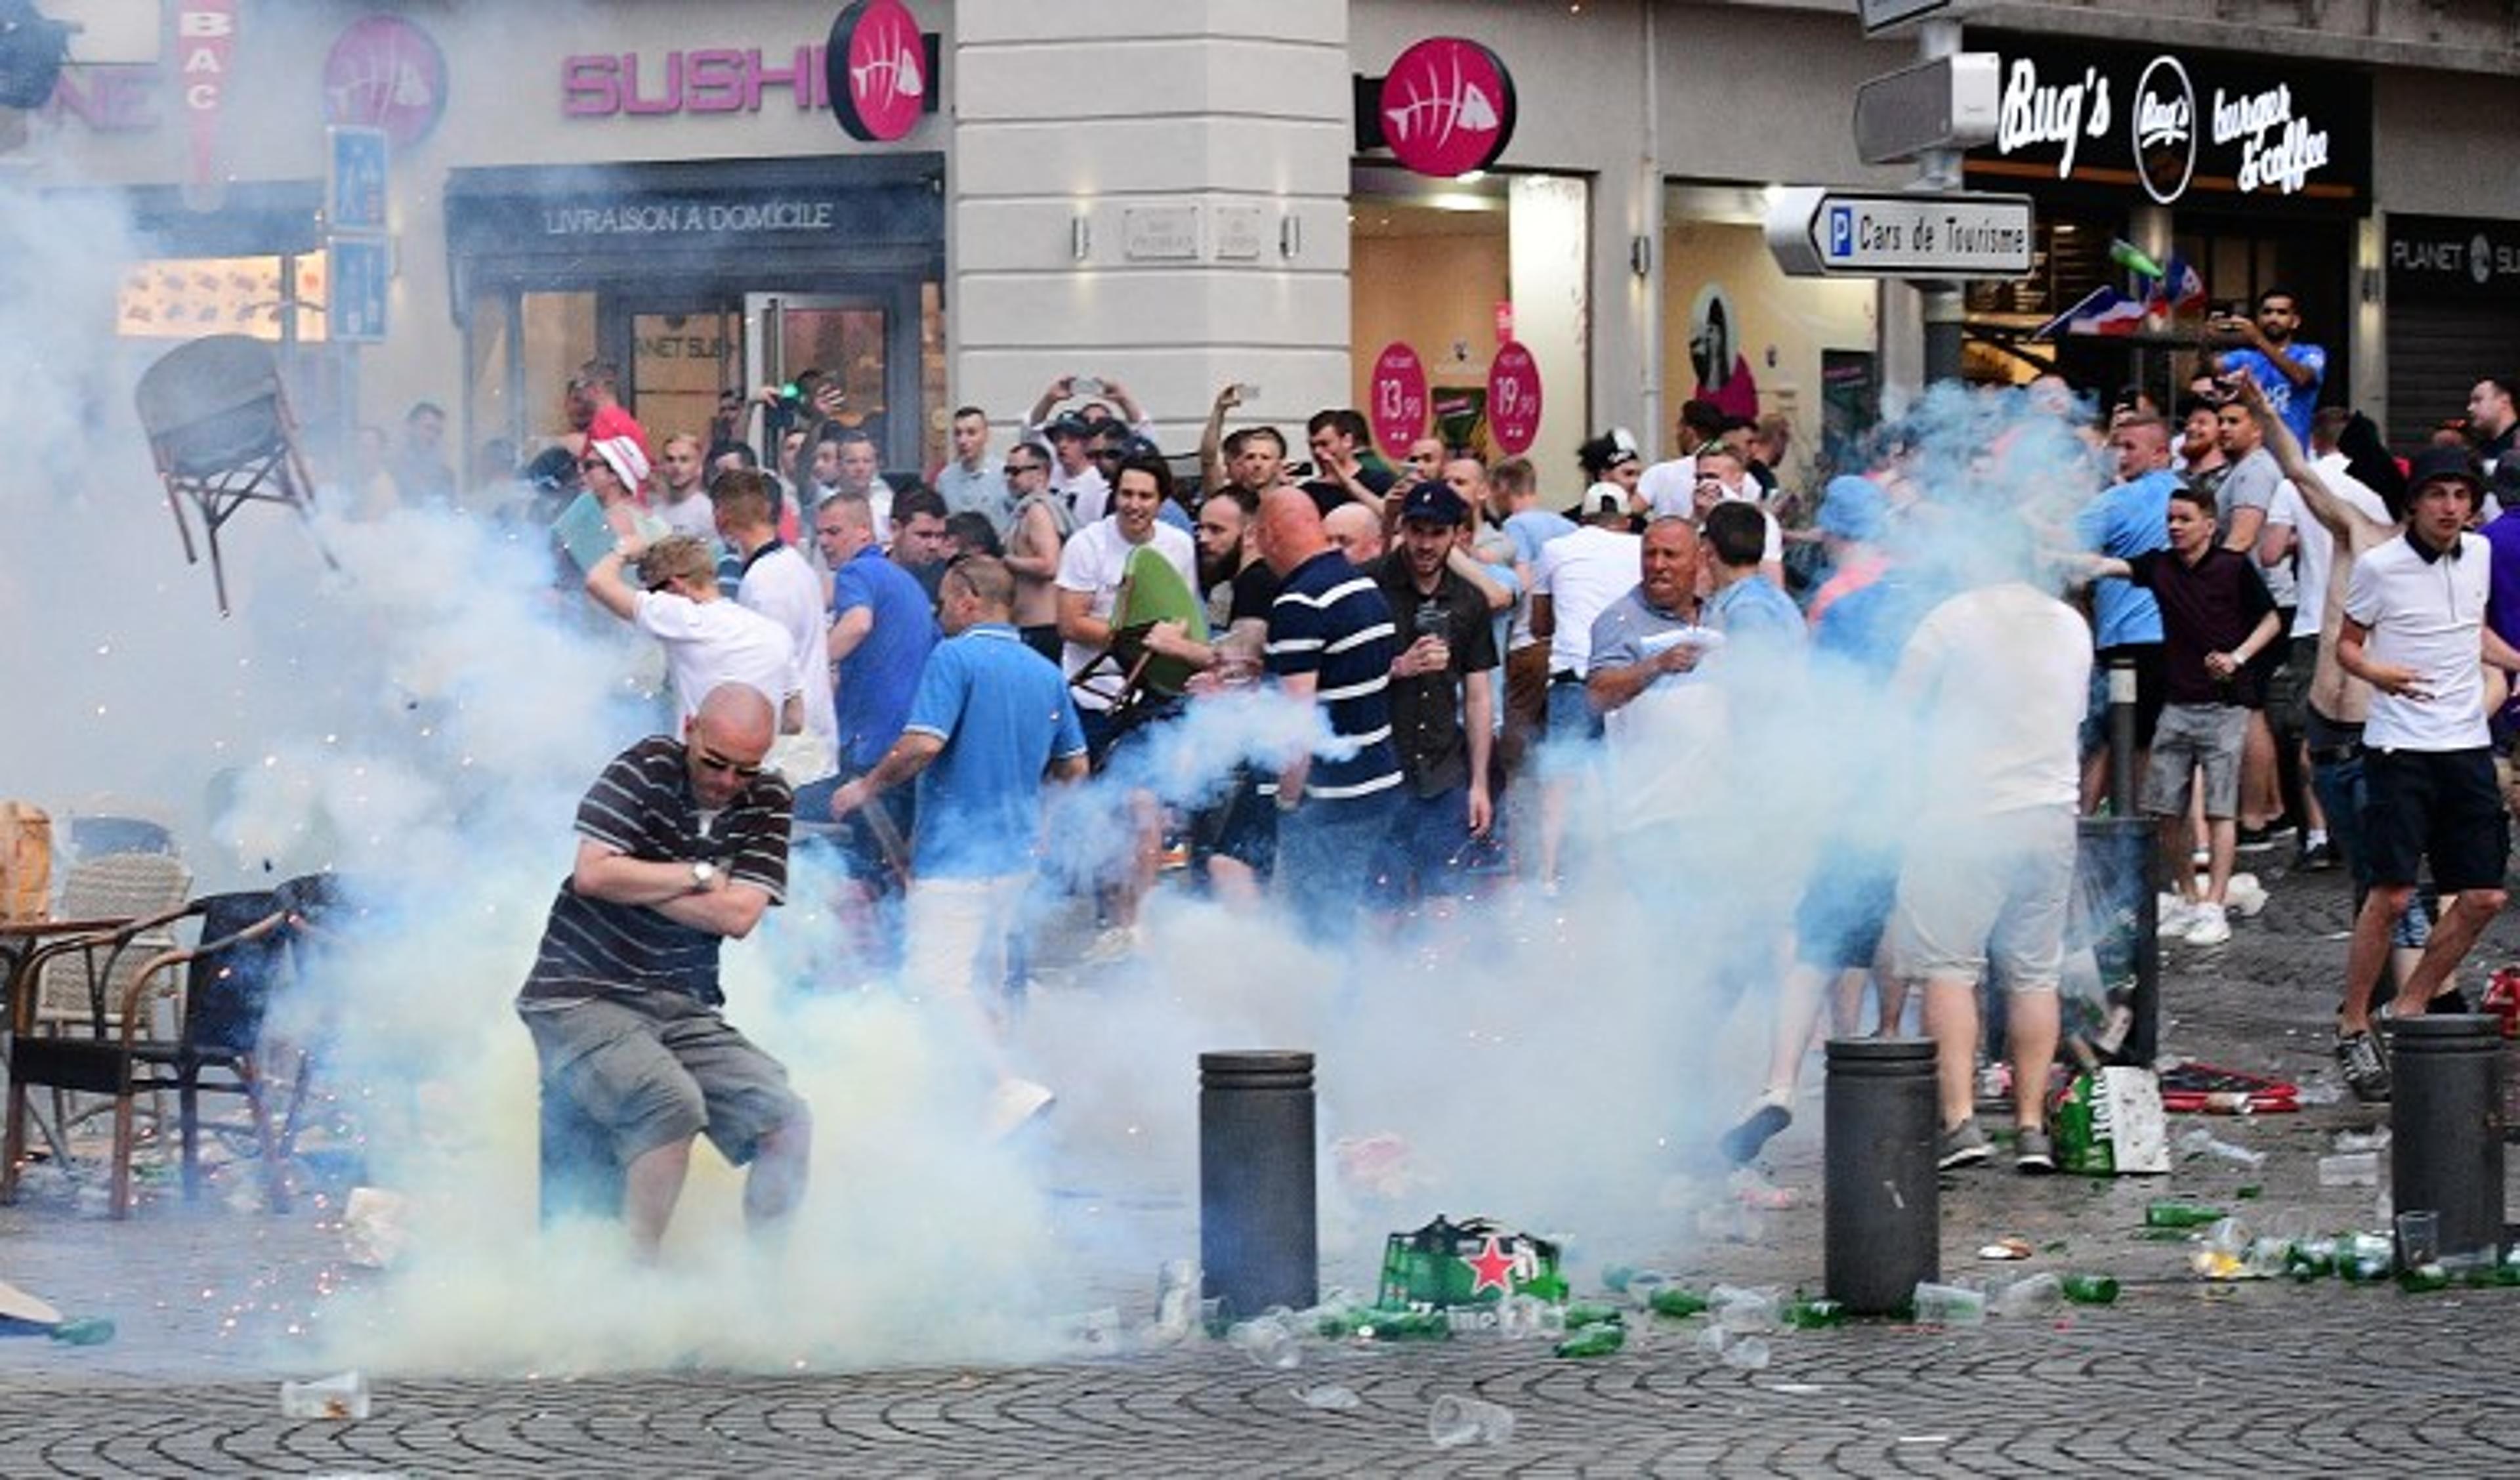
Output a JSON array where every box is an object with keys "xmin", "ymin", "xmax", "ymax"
[
  {"xmin": 1889, "ymin": 806, "xmax": 2075, "ymax": 993},
  {"xmin": 519, "ymin": 994, "xmax": 804, "ymax": 1168},
  {"xmin": 2144, "ymin": 702, "xmax": 2246, "ymax": 819}
]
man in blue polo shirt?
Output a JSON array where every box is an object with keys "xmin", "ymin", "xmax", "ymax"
[
  {"xmin": 1257, "ymin": 486, "xmax": 1402, "ymax": 937},
  {"xmin": 830, "ymin": 555, "xmax": 1088, "ymax": 1135},
  {"xmin": 801, "ymin": 492, "xmax": 938, "ymax": 914}
]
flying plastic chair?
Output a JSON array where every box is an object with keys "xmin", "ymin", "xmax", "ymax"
[{"xmin": 133, "ymin": 334, "xmax": 337, "ymax": 615}]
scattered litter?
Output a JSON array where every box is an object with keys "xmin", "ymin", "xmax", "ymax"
[
  {"xmin": 1977, "ymin": 1237, "xmax": 2033, "ymax": 1261},
  {"xmin": 279, "ymin": 1372, "xmax": 371, "ymax": 1421},
  {"xmin": 1225, "ymin": 1316, "xmax": 1299, "ymax": 1370},
  {"xmin": 2061, "ymin": 1274, "xmax": 2119, "ymax": 1305},
  {"xmin": 1899, "ymin": 1435, "xmax": 1954, "ymax": 1446},
  {"xmin": 2334, "ymin": 1128, "xmax": 2392, "ymax": 1153},
  {"xmin": 48, "ymin": 1317, "xmax": 115, "ymax": 1346},
  {"xmin": 2158, "ymin": 1062, "xmax": 2298, "ymax": 1114},
  {"xmin": 1769, "ymin": 1382, "xmax": 1828, "ymax": 1395},
  {"xmin": 1720, "ymin": 1335, "xmax": 1772, "ymax": 1370},
  {"xmin": 2317, "ymin": 1152, "xmax": 2380, "ymax": 1187},
  {"xmin": 1292, "ymin": 1384, "xmax": 1362, "ymax": 1412},
  {"xmin": 1427, "ymin": 1393, "xmax": 1515, "ymax": 1448},
  {"xmin": 341, "ymin": 1187, "xmax": 410, "ymax": 1270},
  {"xmin": 1992, "ymin": 1273, "xmax": 2063, "ymax": 1317},
  {"xmin": 1910, "ymin": 1282, "xmax": 1986, "ymax": 1326},
  {"xmin": 1708, "ymin": 1285, "xmax": 1782, "ymax": 1332},
  {"xmin": 0, "ymin": 1277, "xmax": 64, "ymax": 1329},
  {"xmin": 1729, "ymin": 1167, "xmax": 1799, "ymax": 1210},
  {"xmin": 2176, "ymin": 1128, "xmax": 2267, "ymax": 1168},
  {"xmin": 1553, "ymin": 1322, "xmax": 1626, "ymax": 1359}
]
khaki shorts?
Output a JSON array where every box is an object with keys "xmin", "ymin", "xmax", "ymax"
[
  {"xmin": 1889, "ymin": 807, "xmax": 2075, "ymax": 993},
  {"xmin": 520, "ymin": 993, "xmax": 803, "ymax": 1168}
]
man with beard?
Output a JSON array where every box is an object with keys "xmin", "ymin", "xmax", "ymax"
[
  {"xmin": 1370, "ymin": 483, "xmax": 1498, "ymax": 908},
  {"xmin": 654, "ymin": 433, "xmax": 719, "ymax": 542}
]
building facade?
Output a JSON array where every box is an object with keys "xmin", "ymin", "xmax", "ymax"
[{"xmin": 9, "ymin": 0, "xmax": 2516, "ymax": 497}]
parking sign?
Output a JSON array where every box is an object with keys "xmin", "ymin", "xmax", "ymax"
[{"xmin": 330, "ymin": 236, "xmax": 389, "ymax": 342}]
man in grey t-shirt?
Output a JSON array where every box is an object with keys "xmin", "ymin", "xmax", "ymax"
[{"xmin": 2215, "ymin": 401, "xmax": 2304, "ymax": 848}]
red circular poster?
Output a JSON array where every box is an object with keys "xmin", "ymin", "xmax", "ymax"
[
  {"xmin": 1369, "ymin": 343, "xmax": 1431, "ymax": 458},
  {"xmin": 828, "ymin": 0, "xmax": 927, "ymax": 143},
  {"xmin": 1486, "ymin": 341, "xmax": 1543, "ymax": 455},
  {"xmin": 1378, "ymin": 37, "xmax": 1517, "ymax": 179},
  {"xmin": 321, "ymin": 16, "xmax": 447, "ymax": 149}
]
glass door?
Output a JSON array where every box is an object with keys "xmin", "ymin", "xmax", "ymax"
[
  {"xmin": 744, "ymin": 291, "xmax": 917, "ymax": 473},
  {"xmin": 626, "ymin": 305, "xmax": 742, "ymax": 454}
]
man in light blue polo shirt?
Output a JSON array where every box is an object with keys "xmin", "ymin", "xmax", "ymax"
[
  {"xmin": 2074, "ymin": 413, "xmax": 2181, "ymax": 807},
  {"xmin": 830, "ymin": 555, "xmax": 1088, "ymax": 1137}
]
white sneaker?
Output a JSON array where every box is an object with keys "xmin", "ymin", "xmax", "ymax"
[
  {"xmin": 2156, "ymin": 897, "xmax": 2199, "ymax": 937},
  {"xmin": 2225, "ymin": 875, "xmax": 2269, "ymax": 918},
  {"xmin": 2185, "ymin": 910, "xmax": 2233, "ymax": 946}
]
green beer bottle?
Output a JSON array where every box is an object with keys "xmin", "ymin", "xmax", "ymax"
[
  {"xmin": 1563, "ymin": 1301, "xmax": 1624, "ymax": 1330},
  {"xmin": 2059, "ymin": 1274, "xmax": 2120, "ymax": 1305},
  {"xmin": 1554, "ymin": 1323, "xmax": 1626, "ymax": 1359},
  {"xmin": 1784, "ymin": 1297, "xmax": 1847, "ymax": 1329},
  {"xmin": 2143, "ymin": 1200, "xmax": 2227, "ymax": 1228},
  {"xmin": 1648, "ymin": 1286, "xmax": 1710, "ymax": 1319},
  {"xmin": 1364, "ymin": 1309, "xmax": 1452, "ymax": 1341}
]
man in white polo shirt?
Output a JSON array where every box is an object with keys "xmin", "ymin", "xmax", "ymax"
[{"xmin": 2333, "ymin": 444, "xmax": 2520, "ymax": 1100}]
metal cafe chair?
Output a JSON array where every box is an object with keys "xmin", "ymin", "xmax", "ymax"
[{"xmin": 3, "ymin": 891, "xmax": 297, "ymax": 1218}]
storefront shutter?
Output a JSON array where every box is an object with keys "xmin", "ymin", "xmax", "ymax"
[{"xmin": 2387, "ymin": 298, "xmax": 2520, "ymax": 448}]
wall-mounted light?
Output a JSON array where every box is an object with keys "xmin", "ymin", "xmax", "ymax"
[
  {"xmin": 1071, "ymin": 215, "xmax": 1091, "ymax": 263},
  {"xmin": 1280, "ymin": 213, "xmax": 1303, "ymax": 259},
  {"xmin": 1629, "ymin": 234, "xmax": 1653, "ymax": 278}
]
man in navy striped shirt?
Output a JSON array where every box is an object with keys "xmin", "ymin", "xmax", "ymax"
[
  {"xmin": 516, "ymin": 685, "xmax": 810, "ymax": 1260},
  {"xmin": 1258, "ymin": 487, "xmax": 1402, "ymax": 935}
]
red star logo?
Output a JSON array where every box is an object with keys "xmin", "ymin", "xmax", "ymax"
[{"xmin": 1462, "ymin": 1235, "xmax": 1517, "ymax": 1295}]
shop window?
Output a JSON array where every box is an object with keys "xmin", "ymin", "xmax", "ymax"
[
  {"xmin": 630, "ymin": 309, "xmax": 738, "ymax": 452},
  {"xmin": 115, "ymin": 253, "xmax": 327, "ymax": 343},
  {"xmin": 520, "ymin": 291, "xmax": 596, "ymax": 451},
  {"xmin": 1350, "ymin": 164, "xmax": 1589, "ymax": 476},
  {"xmin": 1663, "ymin": 183, "xmax": 1874, "ymax": 492},
  {"xmin": 464, "ymin": 289, "xmax": 516, "ymax": 478}
]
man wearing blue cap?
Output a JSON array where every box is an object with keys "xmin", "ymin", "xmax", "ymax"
[{"xmin": 1369, "ymin": 482, "xmax": 1499, "ymax": 909}]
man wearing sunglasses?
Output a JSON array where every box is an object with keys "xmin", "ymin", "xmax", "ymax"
[
  {"xmin": 999, "ymin": 448, "xmax": 1074, "ymax": 662},
  {"xmin": 516, "ymin": 683, "xmax": 810, "ymax": 1262}
]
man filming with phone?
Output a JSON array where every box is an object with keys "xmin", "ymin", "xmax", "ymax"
[{"xmin": 2209, "ymin": 288, "xmax": 2326, "ymax": 448}]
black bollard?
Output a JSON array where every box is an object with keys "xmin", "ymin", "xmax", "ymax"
[
  {"xmin": 1200, "ymin": 1051, "xmax": 1317, "ymax": 1317},
  {"xmin": 2391, "ymin": 1015, "xmax": 2506, "ymax": 1258},
  {"xmin": 1824, "ymin": 1038, "xmax": 1939, "ymax": 1315},
  {"xmin": 2107, "ymin": 656, "xmax": 2139, "ymax": 818}
]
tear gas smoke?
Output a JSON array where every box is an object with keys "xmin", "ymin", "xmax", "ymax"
[{"xmin": 0, "ymin": 148, "xmax": 2126, "ymax": 1375}]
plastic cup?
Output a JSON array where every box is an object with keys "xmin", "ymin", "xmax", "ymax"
[
  {"xmin": 1911, "ymin": 1282, "xmax": 1986, "ymax": 1327},
  {"xmin": 278, "ymin": 1371, "xmax": 370, "ymax": 1421},
  {"xmin": 1427, "ymin": 1393, "xmax": 1515, "ymax": 1448},
  {"xmin": 2396, "ymin": 1210, "xmax": 2442, "ymax": 1269}
]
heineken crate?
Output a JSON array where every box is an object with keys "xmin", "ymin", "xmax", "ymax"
[{"xmin": 1376, "ymin": 1215, "xmax": 1566, "ymax": 1307}]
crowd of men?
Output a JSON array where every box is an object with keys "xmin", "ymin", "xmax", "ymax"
[{"xmin": 498, "ymin": 324, "xmax": 2520, "ymax": 1250}]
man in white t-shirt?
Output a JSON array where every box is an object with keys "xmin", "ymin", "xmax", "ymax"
[
  {"xmin": 1053, "ymin": 454, "xmax": 1199, "ymax": 961},
  {"xmin": 586, "ymin": 532, "xmax": 793, "ymax": 728},
  {"xmin": 711, "ymin": 469, "xmax": 837, "ymax": 784},
  {"xmin": 1524, "ymin": 482, "xmax": 1641, "ymax": 887},
  {"xmin": 1885, "ymin": 545, "xmax": 2091, "ymax": 1175},
  {"xmin": 1690, "ymin": 446, "xmax": 1786, "ymax": 587},
  {"xmin": 2333, "ymin": 444, "xmax": 2515, "ymax": 1097},
  {"xmin": 654, "ymin": 433, "xmax": 719, "ymax": 542}
]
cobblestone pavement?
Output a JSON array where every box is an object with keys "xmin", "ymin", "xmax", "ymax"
[{"xmin": 7, "ymin": 857, "xmax": 2520, "ymax": 1475}]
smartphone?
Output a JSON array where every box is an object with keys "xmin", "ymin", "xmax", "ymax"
[
  {"xmin": 1231, "ymin": 382, "xmax": 1262, "ymax": 402},
  {"xmin": 1072, "ymin": 375, "xmax": 1106, "ymax": 397},
  {"xmin": 1414, "ymin": 604, "xmax": 1450, "ymax": 641}
]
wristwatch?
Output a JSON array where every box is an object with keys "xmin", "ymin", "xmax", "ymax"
[{"xmin": 688, "ymin": 860, "xmax": 717, "ymax": 892}]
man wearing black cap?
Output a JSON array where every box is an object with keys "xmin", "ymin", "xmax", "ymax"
[
  {"xmin": 2332, "ymin": 435, "xmax": 2520, "ymax": 1095},
  {"xmin": 1371, "ymin": 482, "xmax": 1500, "ymax": 908}
]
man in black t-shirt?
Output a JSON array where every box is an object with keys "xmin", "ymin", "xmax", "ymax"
[
  {"xmin": 1372, "ymin": 483, "xmax": 1500, "ymax": 908},
  {"xmin": 1154, "ymin": 486, "xmax": 1283, "ymax": 899},
  {"xmin": 515, "ymin": 685, "xmax": 810, "ymax": 1260},
  {"xmin": 2088, "ymin": 485, "xmax": 2280, "ymax": 946}
]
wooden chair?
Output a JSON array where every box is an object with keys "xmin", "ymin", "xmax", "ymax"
[
  {"xmin": 4, "ymin": 891, "xmax": 294, "ymax": 1217},
  {"xmin": 32, "ymin": 853, "xmax": 192, "ymax": 1034}
]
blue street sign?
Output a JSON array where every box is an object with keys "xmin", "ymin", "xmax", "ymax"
[
  {"xmin": 1829, "ymin": 206, "xmax": 1854, "ymax": 259},
  {"xmin": 330, "ymin": 236, "xmax": 389, "ymax": 343},
  {"xmin": 327, "ymin": 126, "xmax": 389, "ymax": 233}
]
